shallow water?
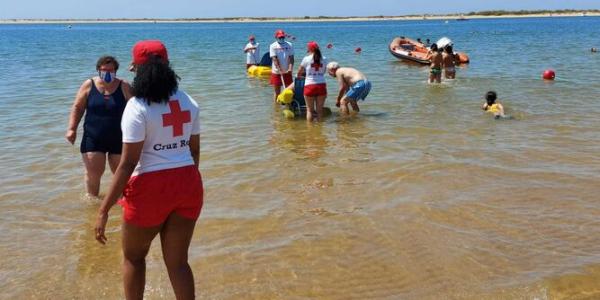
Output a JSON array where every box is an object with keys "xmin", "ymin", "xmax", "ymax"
[{"xmin": 1, "ymin": 17, "xmax": 600, "ymax": 299}]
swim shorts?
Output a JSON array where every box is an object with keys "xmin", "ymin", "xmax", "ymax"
[
  {"xmin": 304, "ymin": 83, "xmax": 327, "ymax": 97},
  {"xmin": 80, "ymin": 133, "xmax": 122, "ymax": 154},
  {"xmin": 119, "ymin": 165, "xmax": 203, "ymax": 227},
  {"xmin": 270, "ymin": 73, "xmax": 293, "ymax": 87},
  {"xmin": 430, "ymin": 67, "xmax": 442, "ymax": 75},
  {"xmin": 345, "ymin": 80, "xmax": 371, "ymax": 101}
]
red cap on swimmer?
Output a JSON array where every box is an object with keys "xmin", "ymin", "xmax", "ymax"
[
  {"xmin": 132, "ymin": 40, "xmax": 169, "ymax": 65},
  {"xmin": 307, "ymin": 41, "xmax": 319, "ymax": 52}
]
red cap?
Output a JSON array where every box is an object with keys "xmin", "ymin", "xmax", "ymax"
[
  {"xmin": 275, "ymin": 29, "xmax": 286, "ymax": 38},
  {"xmin": 249, "ymin": 35, "xmax": 255, "ymax": 41},
  {"xmin": 132, "ymin": 40, "xmax": 169, "ymax": 65},
  {"xmin": 307, "ymin": 41, "xmax": 319, "ymax": 52}
]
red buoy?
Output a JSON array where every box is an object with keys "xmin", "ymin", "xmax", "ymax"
[
  {"xmin": 542, "ymin": 69, "xmax": 555, "ymax": 80},
  {"xmin": 355, "ymin": 47, "xmax": 362, "ymax": 53},
  {"xmin": 327, "ymin": 43, "xmax": 333, "ymax": 49}
]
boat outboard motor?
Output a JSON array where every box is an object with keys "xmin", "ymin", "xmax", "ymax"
[{"xmin": 436, "ymin": 37, "xmax": 453, "ymax": 49}]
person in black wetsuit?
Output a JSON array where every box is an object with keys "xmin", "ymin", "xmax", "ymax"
[{"xmin": 66, "ymin": 56, "xmax": 133, "ymax": 198}]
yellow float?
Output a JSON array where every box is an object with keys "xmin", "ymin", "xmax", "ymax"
[
  {"xmin": 247, "ymin": 65, "xmax": 271, "ymax": 77},
  {"xmin": 277, "ymin": 88, "xmax": 294, "ymax": 105}
]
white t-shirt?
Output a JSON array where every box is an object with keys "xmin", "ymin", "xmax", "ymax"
[
  {"xmin": 300, "ymin": 54, "xmax": 328, "ymax": 86},
  {"xmin": 244, "ymin": 42, "xmax": 260, "ymax": 64},
  {"xmin": 121, "ymin": 90, "xmax": 201, "ymax": 176},
  {"xmin": 269, "ymin": 41, "xmax": 294, "ymax": 74}
]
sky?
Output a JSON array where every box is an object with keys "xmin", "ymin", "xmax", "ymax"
[{"xmin": 1, "ymin": 0, "xmax": 599, "ymax": 19}]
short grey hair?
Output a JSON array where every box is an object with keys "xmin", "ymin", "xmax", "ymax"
[{"xmin": 327, "ymin": 61, "xmax": 339, "ymax": 71}]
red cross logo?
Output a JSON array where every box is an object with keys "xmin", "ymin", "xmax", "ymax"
[
  {"xmin": 311, "ymin": 62, "xmax": 322, "ymax": 71},
  {"xmin": 162, "ymin": 100, "xmax": 191, "ymax": 137}
]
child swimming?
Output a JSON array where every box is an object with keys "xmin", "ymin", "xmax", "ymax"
[{"xmin": 481, "ymin": 91, "xmax": 505, "ymax": 119}]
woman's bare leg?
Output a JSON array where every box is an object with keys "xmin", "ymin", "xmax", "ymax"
[
  {"xmin": 315, "ymin": 95, "xmax": 326, "ymax": 122},
  {"xmin": 81, "ymin": 152, "xmax": 106, "ymax": 197},
  {"xmin": 160, "ymin": 213, "xmax": 197, "ymax": 300},
  {"xmin": 122, "ymin": 222, "xmax": 162, "ymax": 300},
  {"xmin": 305, "ymin": 96, "xmax": 316, "ymax": 121},
  {"xmin": 108, "ymin": 154, "xmax": 121, "ymax": 174}
]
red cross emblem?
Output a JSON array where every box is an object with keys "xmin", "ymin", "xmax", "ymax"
[
  {"xmin": 311, "ymin": 62, "xmax": 322, "ymax": 71},
  {"xmin": 162, "ymin": 100, "xmax": 191, "ymax": 137}
]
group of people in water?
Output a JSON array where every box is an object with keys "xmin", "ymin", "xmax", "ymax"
[
  {"xmin": 426, "ymin": 43, "xmax": 458, "ymax": 83},
  {"xmin": 63, "ymin": 28, "xmax": 508, "ymax": 300},
  {"xmin": 244, "ymin": 30, "xmax": 507, "ymax": 119},
  {"xmin": 245, "ymin": 29, "xmax": 372, "ymax": 121}
]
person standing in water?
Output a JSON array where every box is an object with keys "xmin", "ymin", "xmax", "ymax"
[
  {"xmin": 426, "ymin": 43, "xmax": 442, "ymax": 83},
  {"xmin": 269, "ymin": 29, "xmax": 294, "ymax": 103},
  {"xmin": 297, "ymin": 41, "xmax": 328, "ymax": 121},
  {"xmin": 243, "ymin": 35, "xmax": 260, "ymax": 69},
  {"xmin": 66, "ymin": 56, "xmax": 133, "ymax": 198},
  {"xmin": 326, "ymin": 62, "xmax": 371, "ymax": 115},
  {"xmin": 94, "ymin": 40, "xmax": 203, "ymax": 299},
  {"xmin": 442, "ymin": 45, "xmax": 457, "ymax": 79}
]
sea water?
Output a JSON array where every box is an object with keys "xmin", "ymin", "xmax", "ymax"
[{"xmin": 1, "ymin": 17, "xmax": 600, "ymax": 299}]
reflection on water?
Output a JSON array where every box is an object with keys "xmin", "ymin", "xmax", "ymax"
[{"xmin": 2, "ymin": 17, "xmax": 600, "ymax": 299}]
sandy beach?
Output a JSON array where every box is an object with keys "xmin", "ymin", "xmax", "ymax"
[{"xmin": 1, "ymin": 11, "xmax": 599, "ymax": 24}]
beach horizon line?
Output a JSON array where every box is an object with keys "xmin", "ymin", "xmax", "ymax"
[{"xmin": 1, "ymin": 10, "xmax": 600, "ymax": 24}]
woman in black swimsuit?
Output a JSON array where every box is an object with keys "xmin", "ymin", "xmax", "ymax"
[{"xmin": 66, "ymin": 56, "xmax": 133, "ymax": 198}]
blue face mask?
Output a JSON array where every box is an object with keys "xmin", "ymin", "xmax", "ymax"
[
  {"xmin": 99, "ymin": 71, "xmax": 116, "ymax": 83},
  {"xmin": 277, "ymin": 37, "xmax": 285, "ymax": 43}
]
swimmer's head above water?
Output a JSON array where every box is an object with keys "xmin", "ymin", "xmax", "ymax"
[{"xmin": 486, "ymin": 91, "xmax": 497, "ymax": 106}]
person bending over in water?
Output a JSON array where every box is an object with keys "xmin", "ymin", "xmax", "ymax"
[
  {"xmin": 326, "ymin": 62, "xmax": 371, "ymax": 115},
  {"xmin": 442, "ymin": 45, "xmax": 456, "ymax": 79},
  {"xmin": 482, "ymin": 91, "xmax": 505, "ymax": 118},
  {"xmin": 426, "ymin": 43, "xmax": 442, "ymax": 83}
]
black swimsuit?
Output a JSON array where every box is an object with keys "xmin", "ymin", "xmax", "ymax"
[{"xmin": 80, "ymin": 79, "xmax": 127, "ymax": 154}]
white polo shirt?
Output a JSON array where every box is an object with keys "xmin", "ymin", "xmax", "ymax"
[
  {"xmin": 269, "ymin": 41, "xmax": 294, "ymax": 74},
  {"xmin": 300, "ymin": 54, "xmax": 328, "ymax": 86},
  {"xmin": 244, "ymin": 42, "xmax": 260, "ymax": 64},
  {"xmin": 121, "ymin": 90, "xmax": 200, "ymax": 176}
]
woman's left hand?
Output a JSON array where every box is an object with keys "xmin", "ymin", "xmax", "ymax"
[{"xmin": 94, "ymin": 211, "xmax": 109, "ymax": 244}]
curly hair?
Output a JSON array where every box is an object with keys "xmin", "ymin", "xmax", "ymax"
[{"xmin": 132, "ymin": 56, "xmax": 179, "ymax": 104}]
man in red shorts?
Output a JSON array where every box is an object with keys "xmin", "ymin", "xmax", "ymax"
[{"xmin": 269, "ymin": 29, "xmax": 294, "ymax": 103}]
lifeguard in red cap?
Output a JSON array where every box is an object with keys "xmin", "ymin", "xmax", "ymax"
[
  {"xmin": 269, "ymin": 29, "xmax": 295, "ymax": 102},
  {"xmin": 297, "ymin": 41, "xmax": 329, "ymax": 121},
  {"xmin": 95, "ymin": 40, "xmax": 203, "ymax": 300},
  {"xmin": 243, "ymin": 34, "xmax": 260, "ymax": 69}
]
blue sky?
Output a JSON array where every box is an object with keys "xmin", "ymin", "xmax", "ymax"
[{"xmin": 1, "ymin": 0, "xmax": 599, "ymax": 19}]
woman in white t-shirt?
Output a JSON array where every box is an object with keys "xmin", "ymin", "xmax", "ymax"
[
  {"xmin": 298, "ymin": 41, "xmax": 328, "ymax": 121},
  {"xmin": 94, "ymin": 40, "xmax": 203, "ymax": 299}
]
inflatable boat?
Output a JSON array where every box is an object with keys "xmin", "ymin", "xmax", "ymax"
[{"xmin": 389, "ymin": 36, "xmax": 470, "ymax": 64}]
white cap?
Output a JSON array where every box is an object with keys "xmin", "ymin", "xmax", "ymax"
[{"xmin": 327, "ymin": 61, "xmax": 339, "ymax": 70}]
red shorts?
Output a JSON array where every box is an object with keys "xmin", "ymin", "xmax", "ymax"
[
  {"xmin": 304, "ymin": 83, "xmax": 327, "ymax": 97},
  {"xmin": 118, "ymin": 165, "xmax": 203, "ymax": 227},
  {"xmin": 270, "ymin": 73, "xmax": 293, "ymax": 87}
]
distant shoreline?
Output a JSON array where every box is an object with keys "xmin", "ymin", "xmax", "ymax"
[{"xmin": 1, "ymin": 11, "xmax": 599, "ymax": 24}]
